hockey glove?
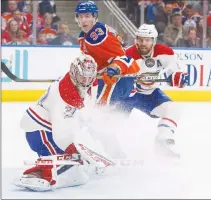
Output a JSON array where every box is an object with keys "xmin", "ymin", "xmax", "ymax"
[
  {"xmin": 168, "ymin": 72, "xmax": 188, "ymax": 88},
  {"xmin": 102, "ymin": 64, "xmax": 120, "ymax": 85}
]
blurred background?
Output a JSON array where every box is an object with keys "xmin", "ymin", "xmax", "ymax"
[
  {"xmin": 1, "ymin": 0, "xmax": 211, "ymax": 103},
  {"xmin": 1, "ymin": 0, "xmax": 211, "ymax": 48}
]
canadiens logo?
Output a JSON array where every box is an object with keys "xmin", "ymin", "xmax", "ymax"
[{"xmin": 145, "ymin": 58, "xmax": 155, "ymax": 68}]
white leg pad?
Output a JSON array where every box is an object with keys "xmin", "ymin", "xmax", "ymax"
[
  {"xmin": 14, "ymin": 163, "xmax": 91, "ymax": 191},
  {"xmin": 14, "ymin": 176, "xmax": 52, "ymax": 192}
]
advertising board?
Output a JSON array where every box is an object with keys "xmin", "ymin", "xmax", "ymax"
[{"xmin": 2, "ymin": 46, "xmax": 211, "ymax": 102}]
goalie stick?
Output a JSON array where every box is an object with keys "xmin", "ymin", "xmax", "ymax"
[
  {"xmin": 1, "ymin": 61, "xmax": 170, "ymax": 83},
  {"xmin": 24, "ymin": 144, "xmax": 115, "ymax": 168}
]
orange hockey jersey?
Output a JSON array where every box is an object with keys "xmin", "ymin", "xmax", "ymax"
[{"xmin": 78, "ymin": 22, "xmax": 139, "ymax": 75}]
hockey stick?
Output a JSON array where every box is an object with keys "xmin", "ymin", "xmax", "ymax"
[
  {"xmin": 23, "ymin": 146, "xmax": 144, "ymax": 168},
  {"xmin": 104, "ymin": 72, "xmax": 170, "ymax": 83},
  {"xmin": 23, "ymin": 159, "xmax": 145, "ymax": 168},
  {"xmin": 24, "ymin": 143, "xmax": 115, "ymax": 168},
  {"xmin": 1, "ymin": 61, "xmax": 169, "ymax": 83},
  {"xmin": 24, "ymin": 154, "xmax": 82, "ymax": 166},
  {"xmin": 1, "ymin": 62, "xmax": 55, "ymax": 82},
  {"xmin": 24, "ymin": 159, "xmax": 81, "ymax": 166}
]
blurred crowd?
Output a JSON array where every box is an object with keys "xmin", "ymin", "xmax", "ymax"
[
  {"xmin": 135, "ymin": 0, "xmax": 211, "ymax": 47},
  {"xmin": 1, "ymin": 0, "xmax": 78, "ymax": 45},
  {"xmin": 1, "ymin": 0, "xmax": 211, "ymax": 48}
]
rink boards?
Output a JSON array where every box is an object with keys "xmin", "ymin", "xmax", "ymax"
[
  {"xmin": 2, "ymin": 45, "xmax": 211, "ymax": 102},
  {"xmin": 2, "ymin": 89, "xmax": 211, "ymax": 102}
]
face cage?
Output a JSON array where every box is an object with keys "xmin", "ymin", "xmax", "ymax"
[{"xmin": 71, "ymin": 61, "xmax": 96, "ymax": 88}]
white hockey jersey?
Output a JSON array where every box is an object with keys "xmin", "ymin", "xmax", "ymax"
[
  {"xmin": 20, "ymin": 72, "xmax": 90, "ymax": 150},
  {"xmin": 125, "ymin": 44, "xmax": 182, "ymax": 95}
]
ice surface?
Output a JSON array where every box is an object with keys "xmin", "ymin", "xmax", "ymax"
[{"xmin": 2, "ymin": 102, "xmax": 211, "ymax": 199}]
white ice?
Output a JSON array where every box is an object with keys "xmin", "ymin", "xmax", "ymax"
[{"xmin": 2, "ymin": 102, "xmax": 211, "ymax": 199}]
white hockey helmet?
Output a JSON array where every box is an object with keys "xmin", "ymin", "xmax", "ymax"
[
  {"xmin": 135, "ymin": 24, "xmax": 158, "ymax": 44},
  {"xmin": 136, "ymin": 24, "xmax": 158, "ymax": 38},
  {"xmin": 70, "ymin": 54, "xmax": 97, "ymax": 88}
]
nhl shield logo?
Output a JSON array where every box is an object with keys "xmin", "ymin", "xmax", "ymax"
[{"xmin": 145, "ymin": 58, "xmax": 155, "ymax": 68}]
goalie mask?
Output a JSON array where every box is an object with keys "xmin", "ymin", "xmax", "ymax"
[{"xmin": 69, "ymin": 54, "xmax": 97, "ymax": 88}]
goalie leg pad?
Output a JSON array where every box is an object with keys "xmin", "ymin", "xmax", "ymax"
[
  {"xmin": 14, "ymin": 160, "xmax": 91, "ymax": 191},
  {"xmin": 56, "ymin": 161, "xmax": 90, "ymax": 188},
  {"xmin": 15, "ymin": 143, "xmax": 92, "ymax": 191}
]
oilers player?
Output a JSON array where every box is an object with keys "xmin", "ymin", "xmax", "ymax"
[
  {"xmin": 14, "ymin": 54, "xmax": 114, "ymax": 191},
  {"xmin": 75, "ymin": 1, "xmax": 140, "ymax": 105},
  {"xmin": 75, "ymin": 1, "xmax": 187, "ymax": 158},
  {"xmin": 123, "ymin": 24, "xmax": 189, "ymax": 158}
]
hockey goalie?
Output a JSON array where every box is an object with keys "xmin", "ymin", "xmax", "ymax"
[{"xmin": 13, "ymin": 54, "xmax": 114, "ymax": 192}]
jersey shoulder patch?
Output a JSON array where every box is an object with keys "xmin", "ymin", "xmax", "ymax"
[
  {"xmin": 85, "ymin": 22, "xmax": 107, "ymax": 45},
  {"xmin": 153, "ymin": 44, "xmax": 174, "ymax": 57}
]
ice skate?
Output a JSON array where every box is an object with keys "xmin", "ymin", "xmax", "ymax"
[{"xmin": 154, "ymin": 134, "xmax": 180, "ymax": 159}]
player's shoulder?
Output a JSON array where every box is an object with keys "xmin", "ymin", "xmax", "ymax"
[
  {"xmin": 125, "ymin": 44, "xmax": 141, "ymax": 59},
  {"xmin": 78, "ymin": 31, "xmax": 85, "ymax": 39},
  {"xmin": 105, "ymin": 24, "xmax": 118, "ymax": 36},
  {"xmin": 94, "ymin": 21, "xmax": 107, "ymax": 29},
  {"xmin": 153, "ymin": 44, "xmax": 174, "ymax": 56},
  {"xmin": 125, "ymin": 44, "xmax": 136, "ymax": 53},
  {"xmin": 85, "ymin": 22, "xmax": 108, "ymax": 45},
  {"xmin": 59, "ymin": 73, "xmax": 84, "ymax": 108}
]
